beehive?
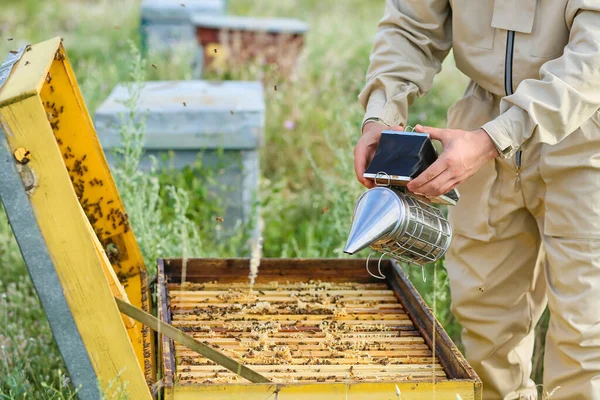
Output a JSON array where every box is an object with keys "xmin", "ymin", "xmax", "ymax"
[
  {"xmin": 158, "ymin": 258, "xmax": 482, "ymax": 399},
  {"xmin": 192, "ymin": 15, "xmax": 308, "ymax": 77},
  {"xmin": 95, "ymin": 80, "xmax": 264, "ymax": 234},
  {"xmin": 140, "ymin": 0, "xmax": 227, "ymax": 76}
]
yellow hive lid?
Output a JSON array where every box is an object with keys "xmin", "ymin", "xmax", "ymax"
[{"xmin": 0, "ymin": 37, "xmax": 153, "ymax": 399}]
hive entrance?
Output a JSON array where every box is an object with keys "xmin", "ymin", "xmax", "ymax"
[{"xmin": 168, "ymin": 280, "xmax": 446, "ymax": 384}]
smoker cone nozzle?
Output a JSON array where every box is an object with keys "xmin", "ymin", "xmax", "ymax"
[{"xmin": 344, "ymin": 187, "xmax": 403, "ymax": 255}]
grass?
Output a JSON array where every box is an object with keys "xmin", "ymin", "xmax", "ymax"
[{"xmin": 0, "ymin": 0, "xmax": 548, "ymax": 397}]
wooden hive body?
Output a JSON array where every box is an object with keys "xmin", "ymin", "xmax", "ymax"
[
  {"xmin": 192, "ymin": 15, "xmax": 308, "ymax": 77},
  {"xmin": 159, "ymin": 258, "xmax": 482, "ymax": 399},
  {"xmin": 94, "ymin": 80, "xmax": 265, "ymax": 236}
]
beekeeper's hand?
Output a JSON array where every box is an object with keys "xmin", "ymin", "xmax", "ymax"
[
  {"xmin": 407, "ymin": 124, "xmax": 499, "ymax": 197},
  {"xmin": 354, "ymin": 122, "xmax": 403, "ymax": 188}
]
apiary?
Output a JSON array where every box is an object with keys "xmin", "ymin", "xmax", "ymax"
[
  {"xmin": 158, "ymin": 258, "xmax": 482, "ymax": 399},
  {"xmin": 191, "ymin": 14, "xmax": 308, "ymax": 77},
  {"xmin": 0, "ymin": 38, "xmax": 480, "ymax": 400},
  {"xmin": 94, "ymin": 80, "xmax": 264, "ymax": 234}
]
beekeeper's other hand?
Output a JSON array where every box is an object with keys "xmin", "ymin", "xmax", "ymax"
[{"xmin": 407, "ymin": 124, "xmax": 499, "ymax": 197}]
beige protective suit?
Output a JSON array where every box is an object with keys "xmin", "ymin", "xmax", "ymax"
[{"xmin": 359, "ymin": 1, "xmax": 600, "ymax": 399}]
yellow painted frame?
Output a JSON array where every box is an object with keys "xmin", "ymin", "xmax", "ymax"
[
  {"xmin": 168, "ymin": 381, "xmax": 478, "ymax": 400},
  {"xmin": 0, "ymin": 37, "xmax": 152, "ymax": 397}
]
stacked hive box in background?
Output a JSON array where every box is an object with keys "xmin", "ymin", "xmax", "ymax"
[
  {"xmin": 192, "ymin": 15, "xmax": 308, "ymax": 77},
  {"xmin": 94, "ymin": 80, "xmax": 264, "ymax": 235},
  {"xmin": 140, "ymin": 0, "xmax": 227, "ymax": 76}
]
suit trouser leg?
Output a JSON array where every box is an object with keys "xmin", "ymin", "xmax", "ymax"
[
  {"xmin": 531, "ymin": 122, "xmax": 600, "ymax": 400},
  {"xmin": 539, "ymin": 235, "xmax": 600, "ymax": 400},
  {"xmin": 447, "ymin": 153, "xmax": 547, "ymax": 400}
]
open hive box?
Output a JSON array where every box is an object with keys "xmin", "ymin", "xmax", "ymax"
[
  {"xmin": 0, "ymin": 38, "xmax": 480, "ymax": 400},
  {"xmin": 159, "ymin": 258, "xmax": 482, "ymax": 399}
]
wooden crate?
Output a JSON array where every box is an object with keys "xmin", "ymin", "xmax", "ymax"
[{"xmin": 158, "ymin": 258, "xmax": 481, "ymax": 399}]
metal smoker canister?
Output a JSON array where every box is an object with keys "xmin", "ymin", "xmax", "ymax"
[{"xmin": 343, "ymin": 186, "xmax": 452, "ymax": 266}]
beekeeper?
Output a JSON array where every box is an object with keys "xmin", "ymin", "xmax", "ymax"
[{"xmin": 354, "ymin": 1, "xmax": 600, "ymax": 399}]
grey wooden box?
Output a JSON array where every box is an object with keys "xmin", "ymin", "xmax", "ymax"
[
  {"xmin": 140, "ymin": 0, "xmax": 227, "ymax": 76},
  {"xmin": 94, "ymin": 80, "xmax": 264, "ymax": 235}
]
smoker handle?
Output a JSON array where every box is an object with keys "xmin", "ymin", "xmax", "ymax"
[{"xmin": 114, "ymin": 297, "xmax": 271, "ymax": 384}]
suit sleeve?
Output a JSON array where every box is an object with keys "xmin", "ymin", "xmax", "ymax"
[
  {"xmin": 482, "ymin": 1, "xmax": 600, "ymax": 158},
  {"xmin": 358, "ymin": 0, "xmax": 453, "ymax": 127}
]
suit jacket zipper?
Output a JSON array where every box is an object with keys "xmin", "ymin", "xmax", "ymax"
[{"xmin": 505, "ymin": 30, "xmax": 522, "ymax": 191}]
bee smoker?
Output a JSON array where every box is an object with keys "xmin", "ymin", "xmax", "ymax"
[{"xmin": 344, "ymin": 129, "xmax": 459, "ymax": 268}]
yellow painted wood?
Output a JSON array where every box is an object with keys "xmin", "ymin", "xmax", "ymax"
[
  {"xmin": 38, "ymin": 39, "xmax": 154, "ymax": 381},
  {"xmin": 0, "ymin": 94, "xmax": 151, "ymax": 399},
  {"xmin": 0, "ymin": 37, "xmax": 59, "ymax": 107},
  {"xmin": 87, "ymin": 214, "xmax": 135, "ymax": 329},
  {"xmin": 0, "ymin": 38, "xmax": 152, "ymax": 398},
  {"xmin": 168, "ymin": 381, "xmax": 478, "ymax": 400}
]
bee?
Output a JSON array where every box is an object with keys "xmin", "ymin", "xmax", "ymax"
[
  {"xmin": 50, "ymin": 85, "xmax": 54, "ymax": 93},
  {"xmin": 7, "ymin": 38, "xmax": 13, "ymax": 41},
  {"xmin": 24, "ymin": 61, "xmax": 30, "ymax": 66},
  {"xmin": 46, "ymin": 73, "xmax": 52, "ymax": 84},
  {"xmin": 183, "ymin": 102, "xmax": 187, "ymax": 107},
  {"xmin": 216, "ymin": 216, "xmax": 224, "ymax": 223},
  {"xmin": 274, "ymin": 85, "xmax": 277, "ymax": 91},
  {"xmin": 151, "ymin": 64, "xmax": 157, "ymax": 69},
  {"xmin": 82, "ymin": 154, "xmax": 86, "ymax": 161}
]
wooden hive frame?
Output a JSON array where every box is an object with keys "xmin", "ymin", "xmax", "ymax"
[
  {"xmin": 0, "ymin": 38, "xmax": 154, "ymax": 399},
  {"xmin": 159, "ymin": 258, "xmax": 482, "ymax": 399}
]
